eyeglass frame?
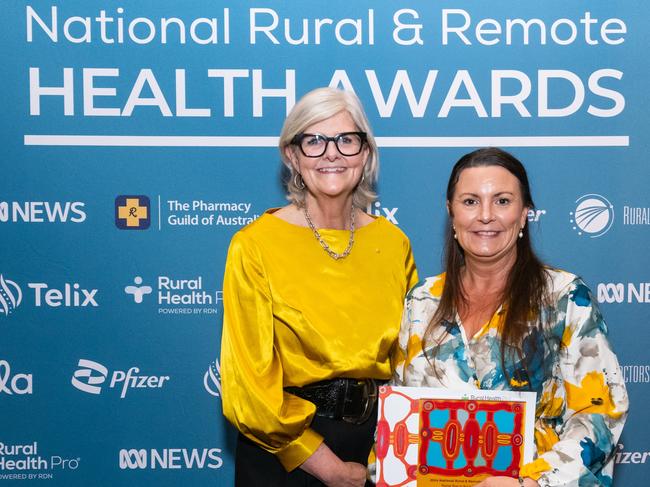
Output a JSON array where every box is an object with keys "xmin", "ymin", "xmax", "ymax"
[{"xmin": 290, "ymin": 131, "xmax": 368, "ymax": 158}]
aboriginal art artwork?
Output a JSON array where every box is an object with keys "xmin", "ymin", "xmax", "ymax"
[{"xmin": 375, "ymin": 386, "xmax": 535, "ymax": 487}]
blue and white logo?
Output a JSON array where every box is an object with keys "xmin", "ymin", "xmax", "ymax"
[
  {"xmin": 124, "ymin": 276, "xmax": 153, "ymax": 304},
  {"xmin": 570, "ymin": 194, "xmax": 614, "ymax": 238},
  {"xmin": 203, "ymin": 358, "xmax": 221, "ymax": 397},
  {"xmin": 0, "ymin": 275, "xmax": 22, "ymax": 317}
]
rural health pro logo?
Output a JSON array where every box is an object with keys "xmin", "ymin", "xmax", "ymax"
[
  {"xmin": 569, "ymin": 194, "xmax": 614, "ymax": 238},
  {"xmin": 115, "ymin": 195, "xmax": 150, "ymax": 230},
  {"xmin": 0, "ymin": 274, "xmax": 22, "ymax": 317}
]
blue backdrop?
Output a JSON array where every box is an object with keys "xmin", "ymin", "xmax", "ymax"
[{"xmin": 2, "ymin": 1, "xmax": 648, "ymax": 485}]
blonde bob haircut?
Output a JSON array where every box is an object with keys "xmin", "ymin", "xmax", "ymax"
[{"xmin": 279, "ymin": 87, "xmax": 378, "ymax": 208}]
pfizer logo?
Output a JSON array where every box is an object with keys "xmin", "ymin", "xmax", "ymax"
[{"xmin": 570, "ymin": 194, "xmax": 614, "ymax": 238}]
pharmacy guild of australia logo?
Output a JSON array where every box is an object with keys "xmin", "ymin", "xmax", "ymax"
[
  {"xmin": 0, "ymin": 274, "xmax": 22, "ymax": 317},
  {"xmin": 570, "ymin": 194, "xmax": 614, "ymax": 238},
  {"xmin": 115, "ymin": 195, "xmax": 150, "ymax": 230},
  {"xmin": 124, "ymin": 276, "xmax": 153, "ymax": 303}
]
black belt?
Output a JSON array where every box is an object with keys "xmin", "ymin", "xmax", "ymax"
[{"xmin": 285, "ymin": 378, "xmax": 379, "ymax": 425}]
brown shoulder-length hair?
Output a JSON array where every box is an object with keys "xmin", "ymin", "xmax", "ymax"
[{"xmin": 424, "ymin": 148, "xmax": 551, "ymax": 383}]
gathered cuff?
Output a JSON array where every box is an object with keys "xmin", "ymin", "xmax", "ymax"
[{"xmin": 276, "ymin": 427, "xmax": 324, "ymax": 472}]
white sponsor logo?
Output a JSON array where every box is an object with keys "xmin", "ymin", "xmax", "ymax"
[
  {"xmin": 615, "ymin": 444, "xmax": 650, "ymax": 464},
  {"xmin": 621, "ymin": 365, "xmax": 650, "ymax": 384},
  {"xmin": 0, "ymin": 275, "xmax": 98, "ymax": 318},
  {"xmin": 597, "ymin": 283, "xmax": 650, "ymax": 304},
  {"xmin": 367, "ymin": 201, "xmax": 399, "ymax": 224},
  {"xmin": 125, "ymin": 275, "xmax": 221, "ymax": 315},
  {"xmin": 118, "ymin": 448, "xmax": 223, "ymax": 470},
  {"xmin": 0, "ymin": 201, "xmax": 86, "ymax": 223},
  {"xmin": 527, "ymin": 209, "xmax": 546, "ymax": 222},
  {"xmin": 71, "ymin": 359, "xmax": 107, "ymax": 394},
  {"xmin": 203, "ymin": 358, "xmax": 221, "ymax": 397},
  {"xmin": 29, "ymin": 283, "xmax": 98, "ymax": 307},
  {"xmin": 0, "ymin": 441, "xmax": 80, "ymax": 478},
  {"xmin": 570, "ymin": 194, "xmax": 614, "ymax": 238},
  {"xmin": 71, "ymin": 359, "xmax": 170, "ymax": 398},
  {"xmin": 622, "ymin": 206, "xmax": 650, "ymax": 225},
  {"xmin": 124, "ymin": 276, "xmax": 153, "ymax": 303},
  {"xmin": 0, "ymin": 275, "xmax": 22, "ymax": 316},
  {"xmin": 0, "ymin": 361, "xmax": 33, "ymax": 395},
  {"xmin": 166, "ymin": 199, "xmax": 259, "ymax": 227}
]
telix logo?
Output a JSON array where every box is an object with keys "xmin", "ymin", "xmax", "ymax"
[
  {"xmin": 0, "ymin": 275, "xmax": 98, "ymax": 318},
  {"xmin": 203, "ymin": 358, "xmax": 221, "ymax": 397},
  {"xmin": 115, "ymin": 195, "xmax": 150, "ymax": 230},
  {"xmin": 366, "ymin": 201, "xmax": 399, "ymax": 224},
  {"xmin": 0, "ymin": 275, "xmax": 22, "ymax": 316},
  {"xmin": 0, "ymin": 360, "xmax": 33, "ymax": 395},
  {"xmin": 0, "ymin": 201, "xmax": 86, "ymax": 223},
  {"xmin": 118, "ymin": 448, "xmax": 223, "ymax": 470},
  {"xmin": 71, "ymin": 359, "xmax": 169, "ymax": 398}
]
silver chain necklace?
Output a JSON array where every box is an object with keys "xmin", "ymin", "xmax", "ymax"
[{"xmin": 302, "ymin": 205, "xmax": 355, "ymax": 260}]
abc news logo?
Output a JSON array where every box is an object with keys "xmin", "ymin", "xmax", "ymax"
[
  {"xmin": 118, "ymin": 448, "xmax": 223, "ymax": 470},
  {"xmin": 0, "ymin": 201, "xmax": 85, "ymax": 223},
  {"xmin": 597, "ymin": 283, "xmax": 650, "ymax": 304}
]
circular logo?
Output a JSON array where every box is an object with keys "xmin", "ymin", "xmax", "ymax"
[
  {"xmin": 0, "ymin": 275, "xmax": 22, "ymax": 317},
  {"xmin": 569, "ymin": 194, "xmax": 614, "ymax": 238}
]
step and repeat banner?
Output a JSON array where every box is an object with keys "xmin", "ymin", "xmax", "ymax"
[{"xmin": 2, "ymin": 1, "xmax": 648, "ymax": 485}]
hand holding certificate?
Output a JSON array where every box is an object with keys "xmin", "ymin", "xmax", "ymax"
[{"xmin": 375, "ymin": 386, "xmax": 536, "ymax": 487}]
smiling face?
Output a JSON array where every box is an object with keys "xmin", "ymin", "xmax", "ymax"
[
  {"xmin": 284, "ymin": 110, "xmax": 368, "ymax": 204},
  {"xmin": 449, "ymin": 165, "xmax": 529, "ymax": 266}
]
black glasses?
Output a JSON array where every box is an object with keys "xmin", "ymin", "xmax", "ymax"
[{"xmin": 291, "ymin": 132, "xmax": 367, "ymax": 157}]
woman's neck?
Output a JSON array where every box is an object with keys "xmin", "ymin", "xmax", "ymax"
[
  {"xmin": 461, "ymin": 254, "xmax": 516, "ymax": 296},
  {"xmin": 304, "ymin": 195, "xmax": 355, "ymax": 230}
]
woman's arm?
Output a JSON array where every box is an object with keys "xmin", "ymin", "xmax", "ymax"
[
  {"xmin": 220, "ymin": 232, "xmax": 323, "ymax": 471},
  {"xmin": 300, "ymin": 443, "xmax": 367, "ymax": 487},
  {"xmin": 520, "ymin": 278, "xmax": 629, "ymax": 486}
]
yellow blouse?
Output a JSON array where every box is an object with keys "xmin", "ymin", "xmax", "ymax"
[{"xmin": 220, "ymin": 210, "xmax": 418, "ymax": 471}]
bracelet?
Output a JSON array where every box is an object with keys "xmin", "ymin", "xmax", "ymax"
[{"xmin": 518, "ymin": 478, "xmax": 525, "ymax": 486}]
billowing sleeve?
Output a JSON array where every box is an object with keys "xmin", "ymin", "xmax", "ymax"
[
  {"xmin": 220, "ymin": 232, "xmax": 324, "ymax": 471},
  {"xmin": 520, "ymin": 278, "xmax": 629, "ymax": 486}
]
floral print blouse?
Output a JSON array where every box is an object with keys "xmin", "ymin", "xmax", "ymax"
[{"xmin": 392, "ymin": 268, "xmax": 628, "ymax": 486}]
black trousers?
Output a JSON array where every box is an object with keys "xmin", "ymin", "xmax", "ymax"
[{"xmin": 235, "ymin": 403, "xmax": 377, "ymax": 487}]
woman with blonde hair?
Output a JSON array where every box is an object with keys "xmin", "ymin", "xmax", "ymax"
[{"xmin": 221, "ymin": 87, "xmax": 418, "ymax": 486}]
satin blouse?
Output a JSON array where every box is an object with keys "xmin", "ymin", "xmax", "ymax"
[{"xmin": 221, "ymin": 210, "xmax": 418, "ymax": 471}]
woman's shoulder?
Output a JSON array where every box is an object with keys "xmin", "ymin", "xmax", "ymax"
[
  {"xmin": 364, "ymin": 215, "xmax": 412, "ymax": 243},
  {"xmin": 543, "ymin": 267, "xmax": 585, "ymax": 291},
  {"xmin": 407, "ymin": 272, "xmax": 446, "ymax": 301}
]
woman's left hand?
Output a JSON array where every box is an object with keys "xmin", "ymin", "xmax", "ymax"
[{"xmin": 475, "ymin": 477, "xmax": 539, "ymax": 487}]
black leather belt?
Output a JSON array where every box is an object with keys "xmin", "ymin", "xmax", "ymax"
[{"xmin": 285, "ymin": 378, "xmax": 379, "ymax": 425}]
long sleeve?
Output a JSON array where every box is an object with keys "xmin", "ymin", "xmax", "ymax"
[
  {"xmin": 521, "ymin": 278, "xmax": 629, "ymax": 486},
  {"xmin": 220, "ymin": 232, "xmax": 323, "ymax": 471}
]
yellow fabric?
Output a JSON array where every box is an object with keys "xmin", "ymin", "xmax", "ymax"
[
  {"xmin": 520, "ymin": 457, "xmax": 552, "ymax": 480},
  {"xmin": 221, "ymin": 210, "xmax": 418, "ymax": 471}
]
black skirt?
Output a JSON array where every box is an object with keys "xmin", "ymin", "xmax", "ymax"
[{"xmin": 235, "ymin": 402, "xmax": 377, "ymax": 487}]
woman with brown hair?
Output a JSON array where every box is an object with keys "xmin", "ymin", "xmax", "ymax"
[{"xmin": 391, "ymin": 148, "xmax": 627, "ymax": 486}]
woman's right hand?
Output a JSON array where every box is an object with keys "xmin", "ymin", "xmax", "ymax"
[
  {"xmin": 324, "ymin": 461, "xmax": 367, "ymax": 487},
  {"xmin": 300, "ymin": 443, "xmax": 367, "ymax": 487}
]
